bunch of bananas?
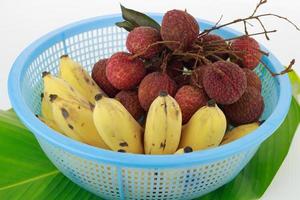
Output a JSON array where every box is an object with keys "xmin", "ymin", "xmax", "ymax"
[{"xmin": 38, "ymin": 55, "xmax": 260, "ymax": 155}]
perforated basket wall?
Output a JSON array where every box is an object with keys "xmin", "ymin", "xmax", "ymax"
[{"xmin": 8, "ymin": 15, "xmax": 291, "ymax": 200}]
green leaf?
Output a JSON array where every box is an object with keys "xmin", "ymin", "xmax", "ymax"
[
  {"xmin": 198, "ymin": 97, "xmax": 300, "ymax": 200},
  {"xmin": 289, "ymin": 70, "xmax": 300, "ymax": 104},
  {"xmin": 0, "ymin": 97, "xmax": 299, "ymax": 199},
  {"xmin": 0, "ymin": 110, "xmax": 101, "ymax": 200},
  {"xmin": 118, "ymin": 4, "xmax": 161, "ymax": 31},
  {"xmin": 115, "ymin": 21, "xmax": 137, "ymax": 32}
]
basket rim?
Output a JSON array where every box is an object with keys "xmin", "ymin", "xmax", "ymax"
[{"xmin": 8, "ymin": 14, "xmax": 291, "ymax": 168}]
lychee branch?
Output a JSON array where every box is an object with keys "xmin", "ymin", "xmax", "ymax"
[
  {"xmin": 199, "ymin": 0, "xmax": 299, "ymax": 40},
  {"xmin": 272, "ymin": 59, "xmax": 295, "ymax": 76},
  {"xmin": 130, "ymin": 40, "xmax": 180, "ymax": 59},
  {"xmin": 202, "ymin": 30, "xmax": 277, "ymax": 46}
]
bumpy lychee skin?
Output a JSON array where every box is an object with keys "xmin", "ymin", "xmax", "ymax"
[
  {"xmin": 231, "ymin": 36, "xmax": 262, "ymax": 70},
  {"xmin": 161, "ymin": 9, "xmax": 199, "ymax": 50},
  {"xmin": 175, "ymin": 85, "xmax": 209, "ymax": 124},
  {"xmin": 138, "ymin": 72, "xmax": 177, "ymax": 110},
  {"xmin": 115, "ymin": 90, "xmax": 144, "ymax": 120},
  {"xmin": 126, "ymin": 26, "xmax": 162, "ymax": 59},
  {"xmin": 243, "ymin": 68, "xmax": 262, "ymax": 92},
  {"xmin": 222, "ymin": 86, "xmax": 264, "ymax": 125},
  {"xmin": 92, "ymin": 59, "xmax": 119, "ymax": 97},
  {"xmin": 203, "ymin": 61, "xmax": 247, "ymax": 105},
  {"xmin": 190, "ymin": 65, "xmax": 211, "ymax": 87},
  {"xmin": 202, "ymin": 34, "xmax": 229, "ymax": 61},
  {"xmin": 106, "ymin": 52, "xmax": 146, "ymax": 90}
]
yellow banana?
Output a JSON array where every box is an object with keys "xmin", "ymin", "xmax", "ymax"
[
  {"xmin": 221, "ymin": 122, "xmax": 260, "ymax": 145},
  {"xmin": 144, "ymin": 91, "xmax": 182, "ymax": 155},
  {"xmin": 174, "ymin": 146, "xmax": 193, "ymax": 154},
  {"xmin": 41, "ymin": 93, "xmax": 54, "ymax": 121},
  {"xmin": 59, "ymin": 55, "xmax": 105, "ymax": 103},
  {"xmin": 50, "ymin": 95, "xmax": 109, "ymax": 149},
  {"xmin": 42, "ymin": 72, "xmax": 90, "ymax": 107},
  {"xmin": 93, "ymin": 94, "xmax": 144, "ymax": 154},
  {"xmin": 37, "ymin": 115, "xmax": 63, "ymax": 134},
  {"xmin": 179, "ymin": 100, "xmax": 227, "ymax": 151}
]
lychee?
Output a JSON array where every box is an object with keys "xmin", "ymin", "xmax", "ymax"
[
  {"xmin": 126, "ymin": 26, "xmax": 162, "ymax": 59},
  {"xmin": 106, "ymin": 52, "xmax": 146, "ymax": 90},
  {"xmin": 175, "ymin": 85, "xmax": 208, "ymax": 124},
  {"xmin": 202, "ymin": 34, "xmax": 229, "ymax": 61},
  {"xmin": 115, "ymin": 90, "xmax": 144, "ymax": 120},
  {"xmin": 243, "ymin": 68, "xmax": 262, "ymax": 92},
  {"xmin": 161, "ymin": 9, "xmax": 199, "ymax": 50},
  {"xmin": 203, "ymin": 61, "xmax": 247, "ymax": 105},
  {"xmin": 190, "ymin": 65, "xmax": 211, "ymax": 88},
  {"xmin": 231, "ymin": 36, "xmax": 262, "ymax": 70},
  {"xmin": 138, "ymin": 72, "xmax": 177, "ymax": 110},
  {"xmin": 92, "ymin": 59, "xmax": 119, "ymax": 97},
  {"xmin": 222, "ymin": 86, "xmax": 264, "ymax": 125}
]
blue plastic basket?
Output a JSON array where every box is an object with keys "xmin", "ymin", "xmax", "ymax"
[{"xmin": 8, "ymin": 14, "xmax": 291, "ymax": 200}]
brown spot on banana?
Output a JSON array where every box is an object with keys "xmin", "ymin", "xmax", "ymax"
[
  {"xmin": 49, "ymin": 94, "xmax": 58, "ymax": 102},
  {"xmin": 119, "ymin": 141, "xmax": 128, "ymax": 147},
  {"xmin": 118, "ymin": 149, "xmax": 126, "ymax": 153},
  {"xmin": 84, "ymin": 76, "xmax": 90, "ymax": 83},
  {"xmin": 183, "ymin": 146, "xmax": 193, "ymax": 153},
  {"xmin": 163, "ymin": 99, "xmax": 168, "ymax": 116},
  {"xmin": 68, "ymin": 124, "xmax": 74, "ymax": 130},
  {"xmin": 61, "ymin": 108, "xmax": 69, "ymax": 119},
  {"xmin": 160, "ymin": 139, "xmax": 167, "ymax": 150}
]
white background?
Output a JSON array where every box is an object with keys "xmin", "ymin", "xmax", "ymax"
[{"xmin": 0, "ymin": 0, "xmax": 299, "ymax": 199}]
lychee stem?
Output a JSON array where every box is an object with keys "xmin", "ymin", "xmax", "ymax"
[
  {"xmin": 130, "ymin": 40, "xmax": 180, "ymax": 59},
  {"xmin": 173, "ymin": 52, "xmax": 212, "ymax": 65}
]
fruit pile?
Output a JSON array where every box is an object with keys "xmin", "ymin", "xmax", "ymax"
[{"xmin": 37, "ymin": 2, "xmax": 298, "ymax": 155}]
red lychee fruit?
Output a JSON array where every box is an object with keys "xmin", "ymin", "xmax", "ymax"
[
  {"xmin": 202, "ymin": 34, "xmax": 229, "ymax": 61},
  {"xmin": 222, "ymin": 86, "xmax": 264, "ymax": 125},
  {"xmin": 138, "ymin": 72, "xmax": 177, "ymax": 110},
  {"xmin": 115, "ymin": 90, "xmax": 144, "ymax": 120},
  {"xmin": 92, "ymin": 59, "xmax": 119, "ymax": 97},
  {"xmin": 161, "ymin": 9, "xmax": 199, "ymax": 50},
  {"xmin": 203, "ymin": 61, "xmax": 247, "ymax": 105},
  {"xmin": 243, "ymin": 68, "xmax": 262, "ymax": 92},
  {"xmin": 175, "ymin": 85, "xmax": 209, "ymax": 124},
  {"xmin": 126, "ymin": 26, "xmax": 162, "ymax": 59},
  {"xmin": 231, "ymin": 36, "xmax": 263, "ymax": 70},
  {"xmin": 106, "ymin": 52, "xmax": 146, "ymax": 90},
  {"xmin": 190, "ymin": 65, "xmax": 211, "ymax": 87}
]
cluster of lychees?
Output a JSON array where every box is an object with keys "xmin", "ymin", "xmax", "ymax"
[
  {"xmin": 91, "ymin": 8, "xmax": 268, "ymax": 126},
  {"xmin": 92, "ymin": 0, "xmax": 300, "ymax": 126}
]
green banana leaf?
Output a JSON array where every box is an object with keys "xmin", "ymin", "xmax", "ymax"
[{"xmin": 0, "ymin": 75, "xmax": 299, "ymax": 200}]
